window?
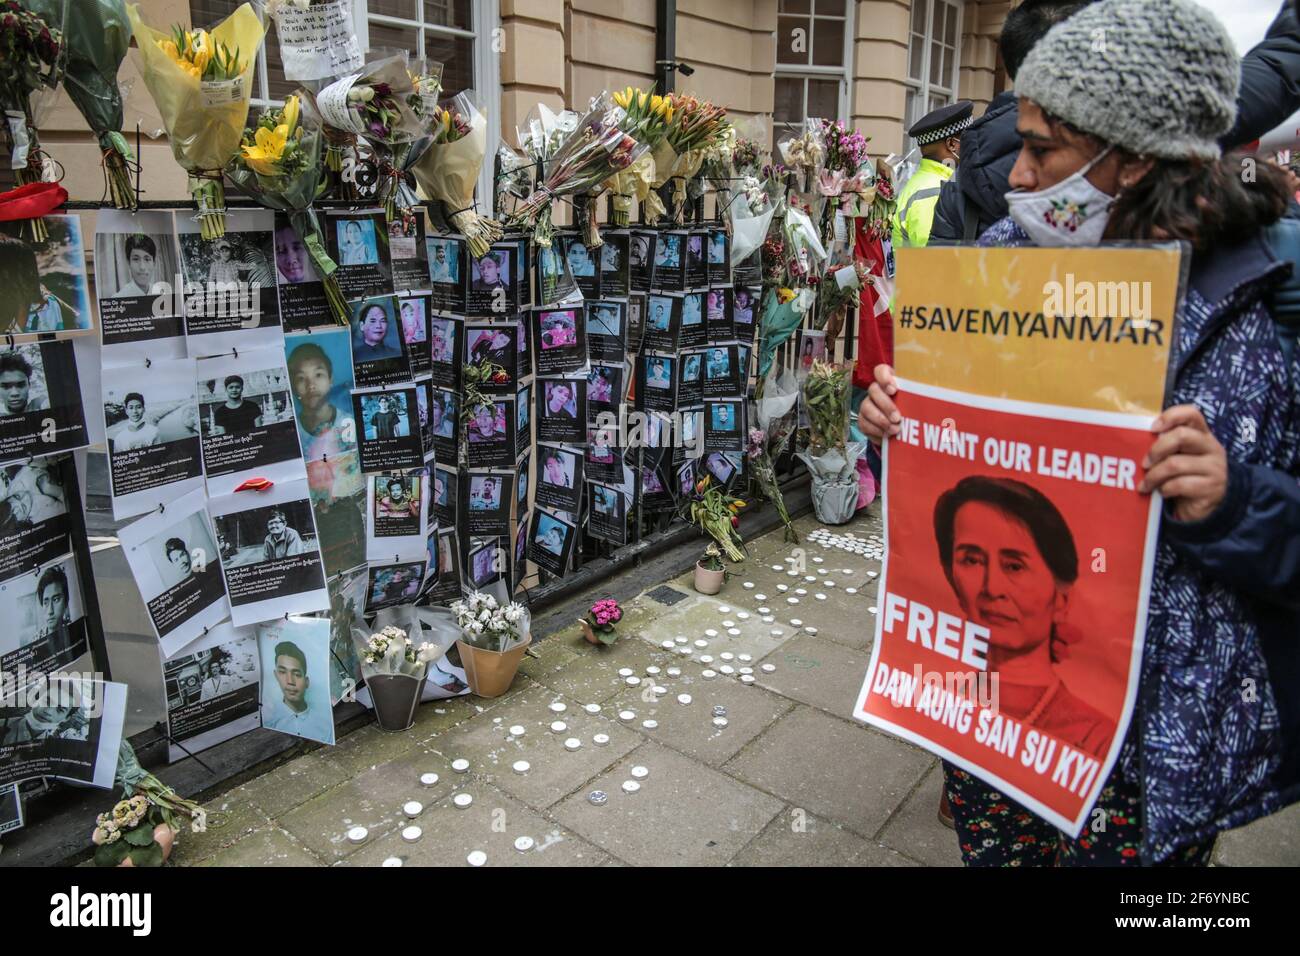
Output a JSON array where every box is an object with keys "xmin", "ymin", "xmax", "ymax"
[
  {"xmin": 773, "ymin": 0, "xmax": 854, "ymax": 143},
  {"xmin": 903, "ymin": 0, "xmax": 962, "ymax": 151}
]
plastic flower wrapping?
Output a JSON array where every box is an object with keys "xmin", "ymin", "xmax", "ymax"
[
  {"xmin": 411, "ymin": 90, "xmax": 503, "ymax": 258},
  {"xmin": 355, "ymin": 624, "xmax": 441, "ymax": 678},
  {"xmin": 226, "ymin": 93, "xmax": 348, "ymax": 324},
  {"xmin": 127, "ymin": 1, "xmax": 265, "ymax": 239},
  {"xmin": 602, "ymin": 87, "xmax": 672, "ymax": 227},
  {"xmin": 27, "ymin": 0, "xmax": 135, "ymax": 210},
  {"xmin": 645, "ymin": 92, "xmax": 730, "ymax": 225},
  {"xmin": 451, "ymin": 591, "xmax": 530, "ymax": 653},
  {"xmin": 370, "ymin": 60, "xmax": 443, "ymax": 221},
  {"xmin": 508, "ymin": 94, "xmax": 647, "ymax": 248}
]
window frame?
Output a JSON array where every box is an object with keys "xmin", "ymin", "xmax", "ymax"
[
  {"xmin": 902, "ymin": 0, "xmax": 964, "ymax": 153},
  {"xmin": 772, "ymin": 0, "xmax": 856, "ymax": 141}
]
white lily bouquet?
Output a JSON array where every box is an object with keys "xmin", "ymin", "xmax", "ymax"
[
  {"xmin": 358, "ymin": 625, "xmax": 441, "ymax": 679},
  {"xmin": 451, "ymin": 591, "xmax": 530, "ymax": 654}
]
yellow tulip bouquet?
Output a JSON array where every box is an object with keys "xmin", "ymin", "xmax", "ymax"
[
  {"xmin": 127, "ymin": 3, "xmax": 265, "ymax": 239},
  {"xmin": 226, "ymin": 94, "xmax": 348, "ymax": 325},
  {"xmin": 603, "ymin": 87, "xmax": 672, "ymax": 227},
  {"xmin": 411, "ymin": 91, "xmax": 503, "ymax": 258}
]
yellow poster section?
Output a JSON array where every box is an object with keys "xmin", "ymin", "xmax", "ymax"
[{"xmin": 893, "ymin": 246, "xmax": 1183, "ymax": 418}]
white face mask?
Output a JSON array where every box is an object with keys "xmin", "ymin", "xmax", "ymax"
[{"xmin": 1005, "ymin": 146, "xmax": 1115, "ymax": 246}]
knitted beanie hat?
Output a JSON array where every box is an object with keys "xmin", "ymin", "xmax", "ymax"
[{"xmin": 1014, "ymin": 0, "xmax": 1239, "ymax": 161}]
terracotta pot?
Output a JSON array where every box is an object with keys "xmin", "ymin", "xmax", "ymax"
[
  {"xmin": 367, "ymin": 668, "xmax": 427, "ymax": 732},
  {"xmin": 580, "ymin": 620, "xmax": 601, "ymax": 645},
  {"xmin": 694, "ymin": 562, "xmax": 725, "ymax": 595},
  {"xmin": 456, "ymin": 634, "xmax": 531, "ymax": 698},
  {"xmin": 117, "ymin": 823, "xmax": 175, "ymax": 867}
]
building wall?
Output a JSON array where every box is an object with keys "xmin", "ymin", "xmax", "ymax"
[{"xmin": 36, "ymin": 0, "xmax": 1012, "ymax": 208}]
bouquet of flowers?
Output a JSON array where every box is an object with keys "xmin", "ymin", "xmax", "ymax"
[
  {"xmin": 91, "ymin": 794, "xmax": 172, "ymax": 867},
  {"xmin": 128, "ymin": 2, "xmax": 265, "ymax": 239},
  {"xmin": 778, "ymin": 119, "xmax": 825, "ymax": 194},
  {"xmin": 411, "ymin": 91, "xmax": 502, "ymax": 258},
  {"xmin": 314, "ymin": 54, "xmax": 421, "ymax": 163},
  {"xmin": 682, "ymin": 474, "xmax": 746, "ymax": 563},
  {"xmin": 372, "ymin": 61, "xmax": 442, "ymax": 220},
  {"xmin": 817, "ymin": 119, "xmax": 875, "ymax": 220},
  {"xmin": 798, "ymin": 360, "xmax": 865, "ymax": 524},
  {"xmin": 102, "ymin": 739, "xmax": 202, "ymax": 866},
  {"xmin": 749, "ymin": 364, "xmax": 801, "ymax": 542},
  {"xmin": 803, "ymin": 359, "xmax": 851, "ymax": 456},
  {"xmin": 357, "ymin": 624, "xmax": 441, "ymax": 679},
  {"xmin": 647, "ymin": 93, "xmax": 730, "ymax": 224},
  {"xmin": 29, "ymin": 0, "xmax": 135, "ymax": 209},
  {"xmin": 451, "ymin": 591, "xmax": 530, "ymax": 654},
  {"xmin": 603, "ymin": 86, "xmax": 672, "ymax": 226},
  {"xmin": 816, "ymin": 258, "xmax": 870, "ymax": 343},
  {"xmin": 0, "ymin": 1, "xmax": 62, "ymax": 239},
  {"xmin": 226, "ymin": 94, "xmax": 348, "ymax": 324},
  {"xmin": 508, "ymin": 93, "xmax": 647, "ymax": 247},
  {"xmin": 582, "ymin": 598, "xmax": 624, "ymax": 646}
]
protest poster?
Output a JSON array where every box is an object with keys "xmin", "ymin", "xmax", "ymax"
[
  {"xmin": 197, "ymin": 347, "xmax": 306, "ymax": 497},
  {"xmin": 0, "ymin": 341, "xmax": 89, "ymax": 465},
  {"xmin": 102, "ymin": 357, "xmax": 204, "ymax": 518},
  {"xmin": 176, "ymin": 208, "xmax": 283, "ymax": 357},
  {"xmin": 0, "ymin": 552, "xmax": 89, "ymax": 677},
  {"xmin": 94, "ymin": 210, "xmax": 185, "ymax": 364},
  {"xmin": 852, "ymin": 245, "xmax": 1182, "ymax": 835},
  {"xmin": 0, "ymin": 678, "xmax": 127, "ymax": 788},
  {"xmin": 119, "ymin": 487, "xmax": 231, "ymax": 657},
  {"xmin": 209, "ymin": 479, "xmax": 329, "ymax": 627},
  {"xmin": 161, "ymin": 621, "xmax": 261, "ymax": 762},
  {"xmin": 0, "ymin": 455, "xmax": 71, "ymax": 586},
  {"xmin": 0, "ymin": 215, "xmax": 93, "ymax": 338},
  {"xmin": 257, "ymin": 616, "xmax": 335, "ymax": 746}
]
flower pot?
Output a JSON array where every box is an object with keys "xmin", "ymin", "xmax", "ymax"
[
  {"xmin": 694, "ymin": 562, "xmax": 725, "ymax": 595},
  {"xmin": 580, "ymin": 620, "xmax": 601, "ymax": 645},
  {"xmin": 456, "ymin": 635, "xmax": 531, "ymax": 698},
  {"xmin": 117, "ymin": 824, "xmax": 175, "ymax": 867},
  {"xmin": 367, "ymin": 668, "xmax": 428, "ymax": 732},
  {"xmin": 810, "ymin": 475, "xmax": 860, "ymax": 525}
]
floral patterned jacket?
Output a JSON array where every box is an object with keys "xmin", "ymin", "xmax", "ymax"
[{"xmin": 981, "ymin": 216, "xmax": 1300, "ymax": 862}]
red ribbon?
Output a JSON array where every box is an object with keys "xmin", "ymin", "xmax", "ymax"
[{"xmin": 0, "ymin": 182, "xmax": 68, "ymax": 223}]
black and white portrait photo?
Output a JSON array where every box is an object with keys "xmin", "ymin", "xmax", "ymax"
[
  {"xmin": 209, "ymin": 481, "xmax": 328, "ymax": 626},
  {"xmin": 198, "ymin": 348, "xmax": 305, "ymax": 497},
  {"xmin": 177, "ymin": 210, "xmax": 281, "ymax": 357},
  {"xmin": 94, "ymin": 210, "xmax": 184, "ymax": 361},
  {"xmin": 0, "ymin": 553, "xmax": 87, "ymax": 676},
  {"xmin": 599, "ymin": 231, "xmax": 631, "ymax": 298},
  {"xmin": 103, "ymin": 358, "xmax": 204, "ymax": 518},
  {"xmin": 120, "ymin": 487, "xmax": 230, "ymax": 657},
  {"xmin": 629, "ymin": 230, "xmax": 657, "ymax": 292},
  {"xmin": 0, "ymin": 455, "xmax": 71, "ymax": 585},
  {"xmin": 0, "ymin": 342, "xmax": 88, "ymax": 467}
]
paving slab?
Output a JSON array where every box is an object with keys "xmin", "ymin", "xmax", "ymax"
[
  {"xmin": 1214, "ymin": 801, "xmax": 1300, "ymax": 867},
  {"xmin": 550, "ymin": 739, "xmax": 784, "ymax": 866},
  {"xmin": 340, "ymin": 783, "xmax": 612, "ymax": 867},
  {"xmin": 424, "ymin": 684, "xmax": 642, "ymax": 811},
  {"xmin": 236, "ymin": 749, "xmax": 352, "ymax": 820},
  {"xmin": 604, "ymin": 661, "xmax": 794, "ymax": 767},
  {"xmin": 169, "ymin": 797, "xmax": 272, "ymax": 866},
  {"xmin": 729, "ymin": 806, "xmax": 918, "ymax": 867},
  {"xmin": 632, "ymin": 588, "xmax": 803, "ymax": 663},
  {"xmin": 520, "ymin": 632, "xmax": 679, "ymax": 704},
  {"xmin": 196, "ymin": 826, "xmax": 323, "ymax": 867},
  {"xmin": 750, "ymin": 632, "xmax": 872, "ymax": 718},
  {"xmin": 876, "ymin": 763, "xmax": 964, "ymax": 866},
  {"xmin": 724, "ymin": 704, "xmax": 933, "ymax": 839},
  {"xmin": 275, "ymin": 746, "xmax": 455, "ymax": 863}
]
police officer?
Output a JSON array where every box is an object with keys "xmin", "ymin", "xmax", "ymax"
[{"xmin": 892, "ymin": 101, "xmax": 974, "ymax": 250}]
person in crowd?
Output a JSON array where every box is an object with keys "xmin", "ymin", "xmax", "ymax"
[
  {"xmin": 931, "ymin": 0, "xmax": 1300, "ymax": 244},
  {"xmin": 859, "ymin": 0, "xmax": 1300, "ymax": 866},
  {"xmin": 892, "ymin": 101, "xmax": 973, "ymax": 249}
]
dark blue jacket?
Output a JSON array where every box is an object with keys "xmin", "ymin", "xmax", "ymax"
[
  {"xmin": 933, "ymin": 2, "xmax": 1300, "ymax": 244},
  {"xmin": 981, "ymin": 216, "xmax": 1300, "ymax": 862}
]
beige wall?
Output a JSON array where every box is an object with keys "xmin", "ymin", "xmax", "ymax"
[{"xmin": 37, "ymin": 0, "xmax": 1013, "ymax": 208}]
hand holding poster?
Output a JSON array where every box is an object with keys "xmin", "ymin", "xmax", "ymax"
[{"xmin": 852, "ymin": 245, "xmax": 1182, "ymax": 835}]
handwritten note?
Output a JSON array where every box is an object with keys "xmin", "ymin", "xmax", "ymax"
[{"xmin": 273, "ymin": 0, "xmax": 363, "ymax": 82}]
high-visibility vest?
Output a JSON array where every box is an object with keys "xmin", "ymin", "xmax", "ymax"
[{"xmin": 891, "ymin": 157, "xmax": 953, "ymax": 250}]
